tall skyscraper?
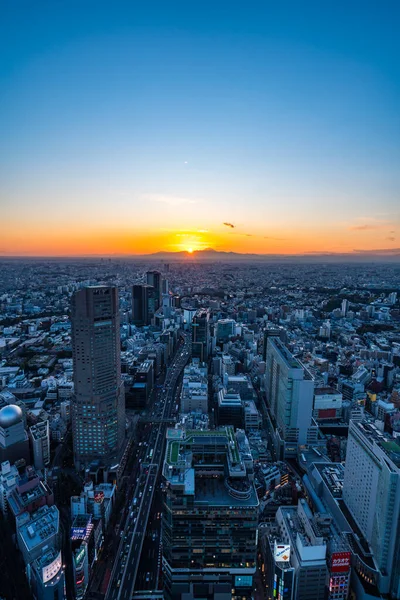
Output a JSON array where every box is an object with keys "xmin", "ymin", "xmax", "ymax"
[
  {"xmin": 343, "ymin": 419, "xmax": 400, "ymax": 598},
  {"xmin": 162, "ymin": 427, "xmax": 258, "ymax": 600},
  {"xmin": 265, "ymin": 338, "xmax": 315, "ymax": 458},
  {"xmin": 146, "ymin": 270, "xmax": 162, "ymax": 310},
  {"xmin": 71, "ymin": 286, "xmax": 125, "ymax": 470},
  {"xmin": 132, "ymin": 284, "xmax": 156, "ymax": 326},
  {"xmin": 191, "ymin": 309, "xmax": 210, "ymax": 362}
]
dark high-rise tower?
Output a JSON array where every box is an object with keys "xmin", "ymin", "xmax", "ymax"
[
  {"xmin": 191, "ymin": 309, "xmax": 210, "ymax": 362},
  {"xmin": 132, "ymin": 284, "xmax": 156, "ymax": 326},
  {"xmin": 146, "ymin": 270, "xmax": 162, "ymax": 310},
  {"xmin": 71, "ymin": 286, "xmax": 125, "ymax": 469}
]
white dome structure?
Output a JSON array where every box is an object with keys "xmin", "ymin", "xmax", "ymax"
[{"xmin": 0, "ymin": 404, "xmax": 23, "ymax": 428}]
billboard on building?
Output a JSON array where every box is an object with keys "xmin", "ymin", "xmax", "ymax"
[
  {"xmin": 318, "ymin": 408, "xmax": 337, "ymax": 419},
  {"xmin": 331, "ymin": 551, "xmax": 351, "ymax": 573},
  {"xmin": 274, "ymin": 542, "xmax": 291, "ymax": 562},
  {"xmin": 42, "ymin": 551, "xmax": 62, "ymax": 583},
  {"xmin": 71, "ymin": 526, "xmax": 87, "ymax": 538},
  {"xmin": 94, "ymin": 491, "xmax": 104, "ymax": 503}
]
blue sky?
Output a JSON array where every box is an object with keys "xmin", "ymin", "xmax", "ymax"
[{"xmin": 1, "ymin": 1, "xmax": 399, "ymax": 254}]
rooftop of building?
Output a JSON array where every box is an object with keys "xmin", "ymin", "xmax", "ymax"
[
  {"xmin": 270, "ymin": 338, "xmax": 302, "ymax": 370},
  {"xmin": 243, "ymin": 400, "xmax": 258, "ymax": 415},
  {"xmin": 314, "ymin": 387, "xmax": 342, "ymax": 396},
  {"xmin": 194, "ymin": 474, "xmax": 258, "ymax": 508},
  {"xmin": 138, "ymin": 360, "xmax": 153, "ymax": 371},
  {"xmin": 271, "ymin": 339, "xmax": 313, "ymax": 380},
  {"xmin": 165, "ymin": 426, "xmax": 245, "ymax": 478},
  {"xmin": 218, "ymin": 392, "xmax": 242, "ymax": 407},
  {"xmin": 279, "ymin": 504, "xmax": 327, "ymax": 560},
  {"xmin": 353, "ymin": 418, "xmax": 400, "ymax": 468},
  {"xmin": 182, "ymin": 387, "xmax": 207, "ymax": 397},
  {"xmin": 34, "ymin": 547, "xmax": 60, "ymax": 569},
  {"xmin": 72, "ymin": 513, "xmax": 92, "ymax": 527},
  {"xmin": 17, "ymin": 505, "xmax": 59, "ymax": 551},
  {"xmin": 313, "ymin": 462, "xmax": 345, "ymax": 499},
  {"xmin": 29, "ymin": 421, "xmax": 48, "ymax": 439}
]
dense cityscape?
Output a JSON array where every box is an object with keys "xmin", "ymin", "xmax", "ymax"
[
  {"xmin": 2, "ymin": 1, "xmax": 399, "ymax": 598},
  {"xmin": 0, "ymin": 258, "xmax": 399, "ymax": 600}
]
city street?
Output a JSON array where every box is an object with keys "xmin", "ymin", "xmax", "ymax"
[{"xmin": 105, "ymin": 332, "xmax": 191, "ymax": 600}]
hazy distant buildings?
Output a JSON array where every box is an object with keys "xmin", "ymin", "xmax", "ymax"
[{"xmin": 71, "ymin": 287, "xmax": 125, "ymax": 470}]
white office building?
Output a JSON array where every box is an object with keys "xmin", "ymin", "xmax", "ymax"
[
  {"xmin": 265, "ymin": 339, "xmax": 315, "ymax": 458},
  {"xmin": 343, "ymin": 419, "xmax": 400, "ymax": 598}
]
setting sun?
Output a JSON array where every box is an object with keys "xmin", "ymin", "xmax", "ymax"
[{"xmin": 187, "ymin": 247, "xmax": 193, "ymax": 253}]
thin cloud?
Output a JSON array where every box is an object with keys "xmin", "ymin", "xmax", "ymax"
[
  {"xmin": 353, "ymin": 248, "xmax": 400, "ymax": 255},
  {"xmin": 350, "ymin": 224, "xmax": 381, "ymax": 231},
  {"xmin": 223, "ymin": 222, "xmax": 235, "ymax": 228},
  {"xmin": 386, "ymin": 236, "xmax": 396, "ymax": 242}
]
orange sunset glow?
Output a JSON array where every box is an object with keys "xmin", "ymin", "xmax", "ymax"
[{"xmin": 1, "ymin": 217, "xmax": 398, "ymax": 257}]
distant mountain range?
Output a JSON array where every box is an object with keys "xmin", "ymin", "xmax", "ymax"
[
  {"xmin": 2, "ymin": 247, "xmax": 400, "ymax": 262},
  {"xmin": 143, "ymin": 247, "xmax": 400, "ymax": 262}
]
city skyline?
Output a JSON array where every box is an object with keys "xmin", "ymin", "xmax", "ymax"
[
  {"xmin": 1, "ymin": 257, "xmax": 400, "ymax": 599},
  {"xmin": 1, "ymin": 1, "xmax": 400, "ymax": 256}
]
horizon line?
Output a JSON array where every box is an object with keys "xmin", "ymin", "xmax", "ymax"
[{"xmin": 1, "ymin": 247, "xmax": 400, "ymax": 259}]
